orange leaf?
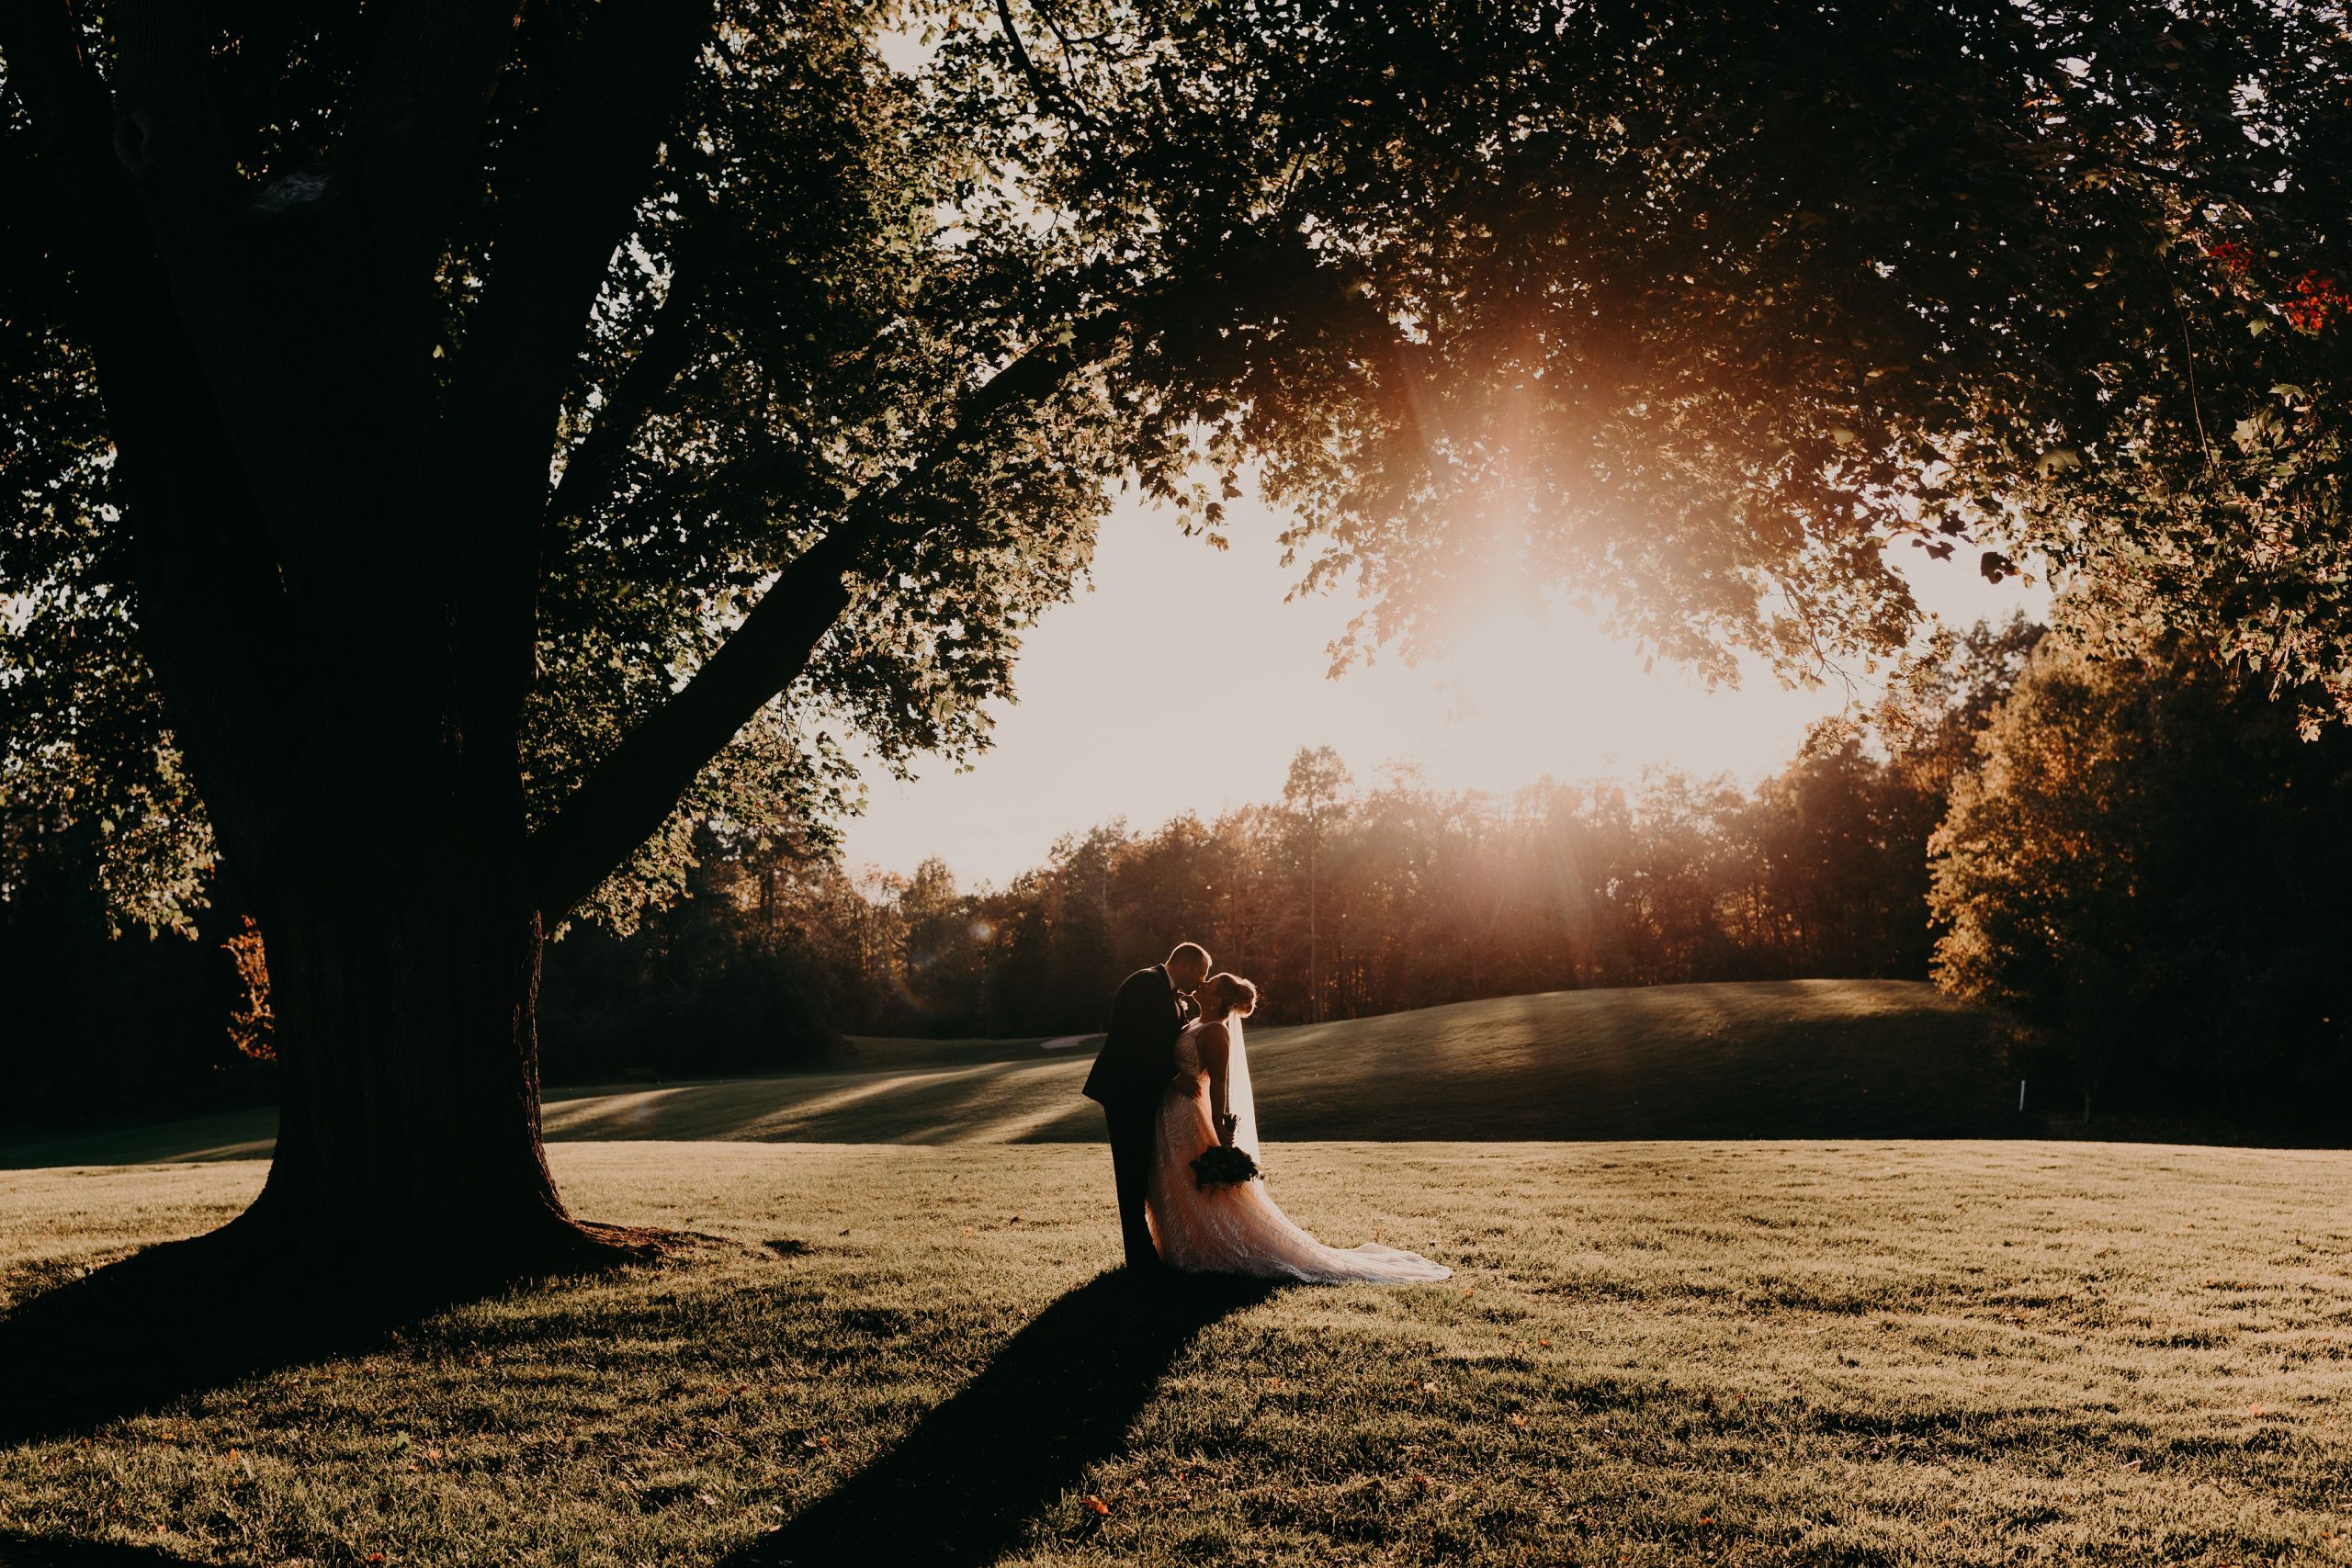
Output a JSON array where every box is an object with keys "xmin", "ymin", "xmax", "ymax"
[{"xmin": 1082, "ymin": 1495, "xmax": 1112, "ymax": 1517}]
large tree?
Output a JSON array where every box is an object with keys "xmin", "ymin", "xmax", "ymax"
[
  {"xmin": 1929, "ymin": 636, "xmax": 2352, "ymax": 1119},
  {"xmin": 2, "ymin": 0, "xmax": 2343, "ymax": 1268}
]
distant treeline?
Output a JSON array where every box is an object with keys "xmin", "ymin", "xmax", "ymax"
[
  {"xmin": 534, "ymin": 620, "xmax": 2051, "ymax": 1074},
  {"xmin": 541, "ymin": 729, "xmax": 1943, "ymax": 1077},
  {"xmin": 528, "ymin": 614, "xmax": 2352, "ymax": 1121},
  {"xmin": 7, "ymin": 615, "xmax": 2348, "ymax": 1128}
]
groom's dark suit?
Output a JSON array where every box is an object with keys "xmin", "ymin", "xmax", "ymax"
[{"xmin": 1082, "ymin": 964, "xmax": 1198, "ymax": 1268}]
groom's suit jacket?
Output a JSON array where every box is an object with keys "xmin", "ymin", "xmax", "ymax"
[{"xmin": 1081, "ymin": 964, "xmax": 1198, "ymax": 1110}]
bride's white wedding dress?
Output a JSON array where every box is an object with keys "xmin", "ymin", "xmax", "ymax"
[{"xmin": 1145, "ymin": 1014, "xmax": 1451, "ymax": 1284}]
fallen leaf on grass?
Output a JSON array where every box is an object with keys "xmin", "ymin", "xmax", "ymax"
[{"xmin": 1081, "ymin": 1496, "xmax": 1112, "ymax": 1517}]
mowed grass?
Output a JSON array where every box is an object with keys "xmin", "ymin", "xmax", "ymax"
[
  {"xmin": 0, "ymin": 980, "xmax": 2013, "ymax": 1169},
  {"xmin": 6, "ymin": 1139, "xmax": 2351, "ymax": 1566}
]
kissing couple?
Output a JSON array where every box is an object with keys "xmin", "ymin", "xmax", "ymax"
[{"xmin": 1080, "ymin": 942, "xmax": 1450, "ymax": 1284}]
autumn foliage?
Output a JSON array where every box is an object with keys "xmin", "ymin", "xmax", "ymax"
[{"xmin": 221, "ymin": 915, "xmax": 274, "ymax": 1063}]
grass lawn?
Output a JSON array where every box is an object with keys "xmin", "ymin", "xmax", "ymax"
[
  {"xmin": 5, "ymin": 1138, "xmax": 2350, "ymax": 1566},
  {"xmin": 0, "ymin": 980, "xmax": 2018, "ymax": 1170}
]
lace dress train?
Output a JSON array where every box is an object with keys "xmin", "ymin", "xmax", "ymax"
[{"xmin": 1144, "ymin": 1021, "xmax": 1450, "ymax": 1285}]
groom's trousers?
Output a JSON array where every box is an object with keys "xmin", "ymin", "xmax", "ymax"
[{"xmin": 1103, "ymin": 1101, "xmax": 1159, "ymax": 1268}]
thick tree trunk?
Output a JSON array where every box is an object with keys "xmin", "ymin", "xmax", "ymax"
[
  {"xmin": 0, "ymin": 0, "xmax": 731, "ymax": 1279},
  {"xmin": 226, "ymin": 826, "xmax": 625, "ymax": 1274}
]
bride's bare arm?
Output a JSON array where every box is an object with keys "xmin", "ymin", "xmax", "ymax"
[{"xmin": 1197, "ymin": 1022, "xmax": 1235, "ymax": 1145}]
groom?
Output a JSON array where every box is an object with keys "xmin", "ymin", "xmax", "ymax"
[{"xmin": 1082, "ymin": 942, "xmax": 1211, "ymax": 1269}]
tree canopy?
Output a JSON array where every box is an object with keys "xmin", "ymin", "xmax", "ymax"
[{"xmin": 6, "ymin": 1, "xmax": 2346, "ymax": 937}]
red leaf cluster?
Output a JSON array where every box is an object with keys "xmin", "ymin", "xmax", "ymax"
[
  {"xmin": 2282, "ymin": 271, "xmax": 2348, "ymax": 333},
  {"xmin": 222, "ymin": 915, "xmax": 275, "ymax": 1062}
]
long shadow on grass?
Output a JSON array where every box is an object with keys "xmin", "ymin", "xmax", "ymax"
[
  {"xmin": 0, "ymin": 1533, "xmax": 209, "ymax": 1565},
  {"xmin": 729, "ymin": 1268, "xmax": 1275, "ymax": 1568},
  {"xmin": 0, "ymin": 1232, "xmax": 469, "ymax": 1450}
]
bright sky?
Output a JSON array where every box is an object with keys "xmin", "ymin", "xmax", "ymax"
[{"xmin": 839, "ymin": 490, "xmax": 2048, "ymax": 886}]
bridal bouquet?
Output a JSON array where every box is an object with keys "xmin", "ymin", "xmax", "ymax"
[{"xmin": 1191, "ymin": 1143, "xmax": 1261, "ymax": 1190}]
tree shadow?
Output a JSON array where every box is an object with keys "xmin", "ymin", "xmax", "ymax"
[
  {"xmin": 0, "ymin": 1230, "xmax": 480, "ymax": 1451},
  {"xmin": 0, "ymin": 1534, "xmax": 211, "ymax": 1566},
  {"xmin": 726, "ymin": 1268, "xmax": 1277, "ymax": 1568}
]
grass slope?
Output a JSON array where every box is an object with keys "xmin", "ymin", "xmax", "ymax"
[
  {"xmin": 1, "ymin": 980, "xmax": 2012, "ymax": 1169},
  {"xmin": 4, "ymin": 1140, "xmax": 2350, "ymax": 1565}
]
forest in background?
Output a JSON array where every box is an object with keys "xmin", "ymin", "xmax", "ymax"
[{"xmin": 7, "ymin": 615, "xmax": 2349, "ymax": 1132}]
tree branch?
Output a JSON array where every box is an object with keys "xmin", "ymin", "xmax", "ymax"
[
  {"xmin": 526, "ymin": 314, "xmax": 1125, "ymax": 920},
  {"xmin": 0, "ymin": 2, "xmax": 131, "ymax": 254},
  {"xmin": 0, "ymin": 2, "xmax": 307, "ymax": 819},
  {"xmin": 994, "ymin": 0, "xmax": 1105, "ymax": 136},
  {"xmin": 338, "ymin": 1, "xmax": 528, "ymax": 249},
  {"xmin": 103, "ymin": 1, "xmax": 351, "ymax": 615},
  {"xmin": 544, "ymin": 185, "xmax": 724, "ymax": 528},
  {"xmin": 449, "ymin": 0, "xmax": 709, "ymax": 505},
  {"xmin": 442, "ymin": 0, "xmax": 713, "ymax": 716}
]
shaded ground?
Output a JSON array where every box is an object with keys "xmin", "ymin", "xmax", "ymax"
[
  {"xmin": 2, "ymin": 980, "xmax": 2019, "ymax": 1168},
  {"xmin": 4, "ymin": 1140, "xmax": 2350, "ymax": 1565}
]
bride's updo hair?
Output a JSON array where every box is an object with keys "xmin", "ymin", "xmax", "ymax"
[{"xmin": 1204, "ymin": 973, "xmax": 1258, "ymax": 1019}]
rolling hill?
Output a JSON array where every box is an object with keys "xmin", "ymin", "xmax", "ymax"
[{"xmin": 0, "ymin": 980, "xmax": 2018, "ymax": 1169}]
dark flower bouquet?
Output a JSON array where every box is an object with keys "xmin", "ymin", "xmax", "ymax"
[{"xmin": 1191, "ymin": 1142, "xmax": 1261, "ymax": 1190}]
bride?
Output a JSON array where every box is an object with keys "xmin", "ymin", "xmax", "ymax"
[{"xmin": 1146, "ymin": 973, "xmax": 1451, "ymax": 1283}]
